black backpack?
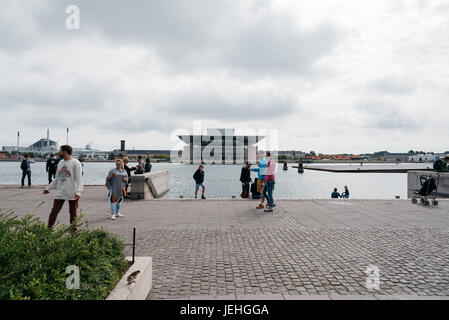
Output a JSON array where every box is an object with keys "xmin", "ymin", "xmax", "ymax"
[{"xmin": 20, "ymin": 159, "xmax": 27, "ymax": 171}]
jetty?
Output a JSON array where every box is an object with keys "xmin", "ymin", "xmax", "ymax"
[{"xmin": 293, "ymin": 163, "xmax": 433, "ymax": 173}]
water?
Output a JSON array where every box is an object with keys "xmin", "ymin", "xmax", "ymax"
[{"xmin": 0, "ymin": 161, "xmax": 407, "ymax": 199}]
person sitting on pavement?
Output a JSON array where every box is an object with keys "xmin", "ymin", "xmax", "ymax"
[
  {"xmin": 341, "ymin": 185, "xmax": 350, "ymax": 198},
  {"xmin": 331, "ymin": 188, "xmax": 341, "ymax": 198}
]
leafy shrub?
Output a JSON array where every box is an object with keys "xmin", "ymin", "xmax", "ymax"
[{"xmin": 0, "ymin": 210, "xmax": 128, "ymax": 300}]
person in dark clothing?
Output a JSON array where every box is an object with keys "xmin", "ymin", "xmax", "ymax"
[
  {"xmin": 342, "ymin": 185, "xmax": 350, "ymax": 198},
  {"xmin": 240, "ymin": 162, "xmax": 252, "ymax": 198},
  {"xmin": 123, "ymin": 157, "xmax": 136, "ymax": 197},
  {"xmin": 193, "ymin": 165, "xmax": 206, "ymax": 199},
  {"xmin": 145, "ymin": 157, "xmax": 152, "ymax": 173},
  {"xmin": 251, "ymin": 178, "xmax": 261, "ymax": 199},
  {"xmin": 20, "ymin": 154, "xmax": 34, "ymax": 188},
  {"xmin": 331, "ymin": 188, "xmax": 341, "ymax": 198},
  {"xmin": 46, "ymin": 154, "xmax": 58, "ymax": 184}
]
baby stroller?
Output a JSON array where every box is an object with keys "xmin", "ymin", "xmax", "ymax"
[{"xmin": 411, "ymin": 173, "xmax": 440, "ymax": 206}]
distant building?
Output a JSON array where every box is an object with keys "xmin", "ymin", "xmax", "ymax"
[
  {"xmin": 178, "ymin": 128, "xmax": 265, "ymax": 164},
  {"xmin": 383, "ymin": 153, "xmax": 411, "ymax": 162},
  {"xmin": 408, "ymin": 154, "xmax": 436, "ymax": 162}
]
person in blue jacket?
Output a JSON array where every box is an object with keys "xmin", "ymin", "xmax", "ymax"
[
  {"xmin": 252, "ymin": 150, "xmax": 268, "ymax": 209},
  {"xmin": 331, "ymin": 188, "xmax": 341, "ymax": 198},
  {"xmin": 342, "ymin": 186, "xmax": 350, "ymax": 198}
]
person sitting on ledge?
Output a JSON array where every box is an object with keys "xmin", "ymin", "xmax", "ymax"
[
  {"xmin": 342, "ymin": 185, "xmax": 350, "ymax": 198},
  {"xmin": 331, "ymin": 188, "xmax": 341, "ymax": 198}
]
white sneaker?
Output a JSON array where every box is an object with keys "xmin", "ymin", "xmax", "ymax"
[
  {"xmin": 116, "ymin": 213, "xmax": 123, "ymax": 217},
  {"xmin": 111, "ymin": 214, "xmax": 116, "ymax": 220}
]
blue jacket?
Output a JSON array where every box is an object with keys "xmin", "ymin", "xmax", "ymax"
[{"xmin": 251, "ymin": 157, "xmax": 267, "ymax": 179}]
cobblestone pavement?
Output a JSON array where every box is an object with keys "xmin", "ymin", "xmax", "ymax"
[{"xmin": 1, "ymin": 186, "xmax": 449, "ymax": 299}]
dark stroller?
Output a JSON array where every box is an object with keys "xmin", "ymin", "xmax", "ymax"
[{"xmin": 411, "ymin": 173, "xmax": 440, "ymax": 206}]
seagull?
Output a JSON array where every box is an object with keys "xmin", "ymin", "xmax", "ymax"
[{"xmin": 127, "ymin": 270, "xmax": 140, "ymax": 284}]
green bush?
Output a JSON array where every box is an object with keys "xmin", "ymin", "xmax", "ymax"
[{"xmin": 0, "ymin": 210, "xmax": 128, "ymax": 300}]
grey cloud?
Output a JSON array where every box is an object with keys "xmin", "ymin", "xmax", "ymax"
[
  {"xmin": 3, "ymin": 0, "xmax": 346, "ymax": 76},
  {"xmin": 370, "ymin": 75, "xmax": 416, "ymax": 95},
  {"xmin": 165, "ymin": 91, "xmax": 296, "ymax": 121},
  {"xmin": 356, "ymin": 101, "xmax": 418, "ymax": 130}
]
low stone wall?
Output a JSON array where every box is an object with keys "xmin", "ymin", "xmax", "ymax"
[
  {"xmin": 407, "ymin": 171, "xmax": 449, "ymax": 198},
  {"xmin": 130, "ymin": 170, "xmax": 170, "ymax": 200}
]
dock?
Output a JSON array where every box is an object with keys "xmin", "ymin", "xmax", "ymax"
[
  {"xmin": 2, "ymin": 185, "xmax": 449, "ymax": 300},
  {"xmin": 292, "ymin": 163, "xmax": 434, "ymax": 173}
]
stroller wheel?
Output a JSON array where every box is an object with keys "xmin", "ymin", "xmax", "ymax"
[
  {"xmin": 411, "ymin": 198, "xmax": 417, "ymax": 204},
  {"xmin": 432, "ymin": 200, "xmax": 439, "ymax": 206},
  {"xmin": 420, "ymin": 198, "xmax": 425, "ymax": 204},
  {"xmin": 425, "ymin": 200, "xmax": 430, "ymax": 206}
]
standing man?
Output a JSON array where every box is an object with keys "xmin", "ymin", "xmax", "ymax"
[
  {"xmin": 46, "ymin": 154, "xmax": 58, "ymax": 184},
  {"xmin": 43, "ymin": 145, "xmax": 83, "ymax": 230},
  {"xmin": 263, "ymin": 152, "xmax": 276, "ymax": 213},
  {"xmin": 193, "ymin": 165, "xmax": 206, "ymax": 199},
  {"xmin": 240, "ymin": 162, "xmax": 252, "ymax": 198},
  {"xmin": 252, "ymin": 150, "xmax": 268, "ymax": 209},
  {"xmin": 20, "ymin": 154, "xmax": 35, "ymax": 188}
]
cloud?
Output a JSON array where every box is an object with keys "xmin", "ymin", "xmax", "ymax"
[{"xmin": 370, "ymin": 75, "xmax": 416, "ymax": 95}]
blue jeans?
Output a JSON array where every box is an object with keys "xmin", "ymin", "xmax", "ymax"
[
  {"xmin": 263, "ymin": 180, "xmax": 275, "ymax": 207},
  {"xmin": 21, "ymin": 170, "xmax": 31, "ymax": 187},
  {"xmin": 111, "ymin": 202, "xmax": 121, "ymax": 214}
]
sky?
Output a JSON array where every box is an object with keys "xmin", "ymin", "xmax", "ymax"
[{"xmin": 1, "ymin": 0, "xmax": 448, "ymax": 154}]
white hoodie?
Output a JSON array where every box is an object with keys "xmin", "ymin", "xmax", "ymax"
[{"xmin": 45, "ymin": 158, "xmax": 83, "ymax": 200}]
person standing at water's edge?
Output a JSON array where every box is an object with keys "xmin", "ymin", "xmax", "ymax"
[
  {"xmin": 44, "ymin": 145, "xmax": 83, "ymax": 230},
  {"xmin": 193, "ymin": 165, "xmax": 206, "ymax": 199},
  {"xmin": 106, "ymin": 159, "xmax": 128, "ymax": 220},
  {"xmin": 263, "ymin": 152, "xmax": 275, "ymax": 213},
  {"xmin": 252, "ymin": 150, "xmax": 268, "ymax": 209},
  {"xmin": 240, "ymin": 162, "xmax": 252, "ymax": 198},
  {"xmin": 46, "ymin": 154, "xmax": 58, "ymax": 184},
  {"xmin": 20, "ymin": 154, "xmax": 34, "ymax": 188}
]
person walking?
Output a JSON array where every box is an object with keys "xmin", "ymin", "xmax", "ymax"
[
  {"xmin": 342, "ymin": 186, "xmax": 350, "ymax": 198},
  {"xmin": 43, "ymin": 145, "xmax": 83, "ymax": 230},
  {"xmin": 263, "ymin": 152, "xmax": 276, "ymax": 212},
  {"xmin": 193, "ymin": 165, "xmax": 206, "ymax": 199},
  {"xmin": 20, "ymin": 154, "xmax": 35, "ymax": 188},
  {"xmin": 106, "ymin": 159, "xmax": 128, "ymax": 220},
  {"xmin": 46, "ymin": 154, "xmax": 58, "ymax": 184},
  {"xmin": 252, "ymin": 150, "xmax": 268, "ymax": 209},
  {"xmin": 331, "ymin": 188, "xmax": 341, "ymax": 198},
  {"xmin": 240, "ymin": 162, "xmax": 252, "ymax": 198},
  {"xmin": 145, "ymin": 157, "xmax": 152, "ymax": 173}
]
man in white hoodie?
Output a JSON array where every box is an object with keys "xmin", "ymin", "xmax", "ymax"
[{"xmin": 43, "ymin": 145, "xmax": 83, "ymax": 229}]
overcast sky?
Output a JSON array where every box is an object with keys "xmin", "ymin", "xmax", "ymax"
[{"xmin": 1, "ymin": 0, "xmax": 448, "ymax": 153}]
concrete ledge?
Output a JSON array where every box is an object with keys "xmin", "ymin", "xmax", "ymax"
[
  {"xmin": 106, "ymin": 256, "xmax": 152, "ymax": 300},
  {"xmin": 130, "ymin": 170, "xmax": 170, "ymax": 200}
]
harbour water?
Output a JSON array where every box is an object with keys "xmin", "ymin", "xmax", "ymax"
[{"xmin": 0, "ymin": 161, "xmax": 408, "ymax": 199}]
